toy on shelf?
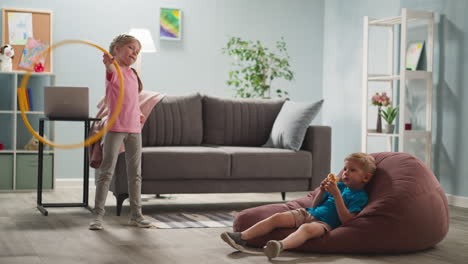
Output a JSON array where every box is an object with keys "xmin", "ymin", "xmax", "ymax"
[
  {"xmin": 24, "ymin": 135, "xmax": 47, "ymax": 150},
  {"xmin": 0, "ymin": 44, "xmax": 15, "ymax": 72}
]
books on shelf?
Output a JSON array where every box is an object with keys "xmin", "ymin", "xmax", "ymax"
[{"xmin": 17, "ymin": 88, "xmax": 33, "ymax": 111}]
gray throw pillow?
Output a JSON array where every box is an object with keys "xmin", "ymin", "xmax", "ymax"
[{"xmin": 263, "ymin": 99, "xmax": 324, "ymax": 151}]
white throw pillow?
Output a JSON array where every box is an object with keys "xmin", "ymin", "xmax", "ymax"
[{"xmin": 263, "ymin": 99, "xmax": 324, "ymax": 151}]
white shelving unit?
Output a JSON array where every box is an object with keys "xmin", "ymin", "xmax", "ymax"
[
  {"xmin": 0, "ymin": 71, "xmax": 55, "ymax": 191},
  {"xmin": 361, "ymin": 8, "xmax": 434, "ymax": 168}
]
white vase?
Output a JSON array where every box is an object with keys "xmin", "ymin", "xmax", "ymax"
[{"xmin": 384, "ymin": 124, "xmax": 395, "ymax": 134}]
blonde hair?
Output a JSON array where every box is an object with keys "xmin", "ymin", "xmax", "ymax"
[
  {"xmin": 345, "ymin": 152, "xmax": 376, "ymax": 175},
  {"xmin": 109, "ymin": 34, "xmax": 143, "ymax": 92}
]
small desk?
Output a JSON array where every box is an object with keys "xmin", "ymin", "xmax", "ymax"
[{"xmin": 37, "ymin": 117, "xmax": 100, "ymax": 216}]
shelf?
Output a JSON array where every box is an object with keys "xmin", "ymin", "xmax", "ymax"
[
  {"xmin": 367, "ymin": 130, "xmax": 399, "ymax": 137},
  {"xmin": 369, "ymin": 16, "xmax": 403, "ymax": 26},
  {"xmin": 368, "ymin": 71, "xmax": 432, "ymax": 81},
  {"xmin": 403, "ymin": 130, "xmax": 430, "ymax": 137},
  {"xmin": 0, "ymin": 71, "xmax": 55, "ymax": 191},
  {"xmin": 16, "ymin": 150, "xmax": 54, "ymax": 154},
  {"xmin": 16, "ymin": 111, "xmax": 45, "ymax": 115},
  {"xmin": 362, "ymin": 8, "xmax": 434, "ymax": 168},
  {"xmin": 368, "ymin": 9, "xmax": 433, "ymax": 26},
  {"xmin": 366, "ymin": 130, "xmax": 429, "ymax": 138},
  {"xmin": 0, "ymin": 71, "xmax": 55, "ymax": 76}
]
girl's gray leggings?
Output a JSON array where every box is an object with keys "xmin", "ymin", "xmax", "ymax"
[{"xmin": 94, "ymin": 132, "xmax": 142, "ymax": 218}]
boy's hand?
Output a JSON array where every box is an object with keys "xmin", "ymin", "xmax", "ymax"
[
  {"xmin": 319, "ymin": 178, "xmax": 329, "ymax": 191},
  {"xmin": 140, "ymin": 113, "xmax": 145, "ymax": 124},
  {"xmin": 324, "ymin": 180, "xmax": 340, "ymax": 197}
]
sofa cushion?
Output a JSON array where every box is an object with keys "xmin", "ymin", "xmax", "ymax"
[
  {"xmin": 213, "ymin": 146, "xmax": 312, "ymax": 179},
  {"xmin": 141, "ymin": 146, "xmax": 230, "ymax": 180},
  {"xmin": 142, "ymin": 93, "xmax": 203, "ymax": 146},
  {"xmin": 203, "ymin": 96, "xmax": 285, "ymax": 146},
  {"xmin": 263, "ymin": 99, "xmax": 324, "ymax": 151}
]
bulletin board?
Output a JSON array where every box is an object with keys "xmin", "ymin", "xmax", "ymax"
[{"xmin": 1, "ymin": 8, "xmax": 53, "ymax": 72}]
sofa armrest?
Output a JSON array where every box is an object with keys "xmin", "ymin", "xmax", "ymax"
[{"xmin": 301, "ymin": 125, "xmax": 331, "ymax": 190}]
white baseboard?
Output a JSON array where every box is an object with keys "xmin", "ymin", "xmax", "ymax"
[
  {"xmin": 56, "ymin": 178, "xmax": 94, "ymax": 187},
  {"xmin": 446, "ymin": 194, "xmax": 468, "ymax": 208}
]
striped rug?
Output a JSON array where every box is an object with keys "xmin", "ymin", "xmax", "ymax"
[{"xmin": 147, "ymin": 211, "xmax": 237, "ymax": 229}]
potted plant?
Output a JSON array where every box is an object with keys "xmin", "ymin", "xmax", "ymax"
[
  {"xmin": 371, "ymin": 92, "xmax": 391, "ymax": 133},
  {"xmin": 380, "ymin": 105, "xmax": 399, "ymax": 133},
  {"xmin": 222, "ymin": 36, "xmax": 294, "ymax": 98}
]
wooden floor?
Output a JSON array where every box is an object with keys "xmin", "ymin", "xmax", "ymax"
[{"xmin": 1, "ymin": 181, "xmax": 467, "ymax": 264}]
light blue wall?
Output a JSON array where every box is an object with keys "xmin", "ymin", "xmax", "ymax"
[
  {"xmin": 1, "ymin": 0, "xmax": 325, "ymax": 179},
  {"xmin": 322, "ymin": 0, "xmax": 400, "ymax": 175},
  {"xmin": 322, "ymin": 0, "xmax": 468, "ymax": 197},
  {"xmin": 399, "ymin": 0, "xmax": 468, "ymax": 197}
]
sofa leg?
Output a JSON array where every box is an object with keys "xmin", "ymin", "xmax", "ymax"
[
  {"xmin": 115, "ymin": 193, "xmax": 129, "ymax": 216},
  {"xmin": 281, "ymin": 192, "xmax": 286, "ymax": 201}
]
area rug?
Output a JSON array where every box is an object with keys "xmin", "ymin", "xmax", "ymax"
[{"xmin": 147, "ymin": 211, "xmax": 237, "ymax": 229}]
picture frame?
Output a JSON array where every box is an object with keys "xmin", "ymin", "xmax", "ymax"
[
  {"xmin": 405, "ymin": 41, "xmax": 424, "ymax": 71},
  {"xmin": 160, "ymin": 7, "xmax": 182, "ymax": 41}
]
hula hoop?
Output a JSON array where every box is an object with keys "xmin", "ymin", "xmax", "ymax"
[{"xmin": 18, "ymin": 39, "xmax": 124, "ymax": 149}]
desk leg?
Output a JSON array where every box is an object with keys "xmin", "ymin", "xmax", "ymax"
[
  {"xmin": 83, "ymin": 121, "xmax": 91, "ymax": 212},
  {"xmin": 37, "ymin": 120, "xmax": 48, "ymax": 216}
]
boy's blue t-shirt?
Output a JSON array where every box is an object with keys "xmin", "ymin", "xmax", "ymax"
[{"xmin": 306, "ymin": 182, "xmax": 368, "ymax": 229}]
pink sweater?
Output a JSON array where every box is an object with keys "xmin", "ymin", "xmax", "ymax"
[{"xmin": 106, "ymin": 68, "xmax": 141, "ymax": 133}]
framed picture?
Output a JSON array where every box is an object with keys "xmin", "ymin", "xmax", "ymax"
[
  {"xmin": 406, "ymin": 41, "xmax": 424, "ymax": 71},
  {"xmin": 160, "ymin": 8, "xmax": 182, "ymax": 41}
]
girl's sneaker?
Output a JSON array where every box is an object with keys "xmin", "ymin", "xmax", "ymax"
[
  {"xmin": 89, "ymin": 218, "xmax": 104, "ymax": 230},
  {"xmin": 129, "ymin": 217, "xmax": 153, "ymax": 228}
]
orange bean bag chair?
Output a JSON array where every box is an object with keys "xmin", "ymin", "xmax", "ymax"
[{"xmin": 233, "ymin": 152, "xmax": 449, "ymax": 253}]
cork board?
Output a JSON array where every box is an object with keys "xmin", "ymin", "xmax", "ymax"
[{"xmin": 1, "ymin": 8, "xmax": 52, "ymax": 72}]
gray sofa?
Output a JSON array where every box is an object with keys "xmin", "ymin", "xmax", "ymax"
[{"xmin": 109, "ymin": 93, "xmax": 331, "ymax": 215}]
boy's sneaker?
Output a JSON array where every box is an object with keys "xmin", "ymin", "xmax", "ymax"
[
  {"xmin": 129, "ymin": 217, "xmax": 153, "ymax": 228},
  {"xmin": 220, "ymin": 232, "xmax": 247, "ymax": 251},
  {"xmin": 89, "ymin": 218, "xmax": 103, "ymax": 231},
  {"xmin": 263, "ymin": 240, "xmax": 283, "ymax": 259}
]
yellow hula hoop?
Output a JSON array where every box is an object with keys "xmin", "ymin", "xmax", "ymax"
[{"xmin": 18, "ymin": 39, "xmax": 124, "ymax": 149}]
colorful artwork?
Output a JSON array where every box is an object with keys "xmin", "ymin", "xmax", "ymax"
[
  {"xmin": 406, "ymin": 41, "xmax": 424, "ymax": 71},
  {"xmin": 19, "ymin": 38, "xmax": 49, "ymax": 70},
  {"xmin": 7, "ymin": 12, "xmax": 33, "ymax": 45},
  {"xmin": 160, "ymin": 8, "xmax": 182, "ymax": 40}
]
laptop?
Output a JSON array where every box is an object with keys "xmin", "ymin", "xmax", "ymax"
[{"xmin": 44, "ymin": 86, "xmax": 89, "ymax": 119}]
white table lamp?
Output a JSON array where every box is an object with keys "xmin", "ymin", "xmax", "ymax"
[{"xmin": 128, "ymin": 28, "xmax": 157, "ymax": 75}]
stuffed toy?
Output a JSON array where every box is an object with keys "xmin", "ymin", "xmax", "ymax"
[
  {"xmin": 0, "ymin": 44, "xmax": 15, "ymax": 72},
  {"xmin": 24, "ymin": 135, "xmax": 46, "ymax": 151}
]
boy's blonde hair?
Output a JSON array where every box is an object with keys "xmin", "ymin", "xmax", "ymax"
[
  {"xmin": 109, "ymin": 34, "xmax": 143, "ymax": 92},
  {"xmin": 345, "ymin": 152, "xmax": 376, "ymax": 175}
]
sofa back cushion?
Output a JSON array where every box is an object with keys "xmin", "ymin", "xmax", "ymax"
[
  {"xmin": 142, "ymin": 93, "xmax": 203, "ymax": 146},
  {"xmin": 203, "ymin": 95, "xmax": 285, "ymax": 146}
]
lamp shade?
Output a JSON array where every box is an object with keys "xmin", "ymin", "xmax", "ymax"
[{"xmin": 128, "ymin": 28, "xmax": 157, "ymax": 53}]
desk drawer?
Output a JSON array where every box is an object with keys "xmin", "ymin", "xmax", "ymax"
[{"xmin": 16, "ymin": 154, "xmax": 53, "ymax": 190}]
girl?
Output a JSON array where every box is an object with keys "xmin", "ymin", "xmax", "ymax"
[{"xmin": 89, "ymin": 34, "xmax": 151, "ymax": 230}]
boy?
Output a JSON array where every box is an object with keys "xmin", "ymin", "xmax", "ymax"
[{"xmin": 221, "ymin": 152, "xmax": 376, "ymax": 259}]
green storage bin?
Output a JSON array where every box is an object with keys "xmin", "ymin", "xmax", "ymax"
[
  {"xmin": 0, "ymin": 154, "xmax": 13, "ymax": 190},
  {"xmin": 16, "ymin": 154, "xmax": 53, "ymax": 190}
]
